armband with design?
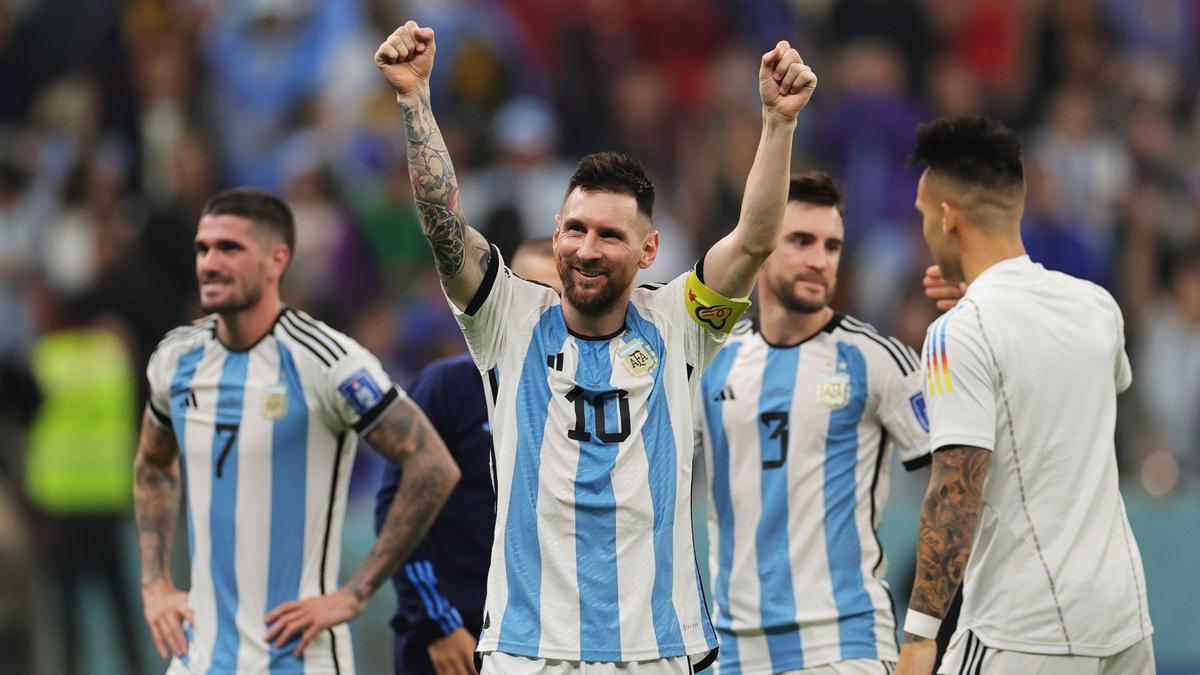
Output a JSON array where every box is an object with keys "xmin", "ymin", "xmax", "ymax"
[{"xmin": 684, "ymin": 271, "xmax": 751, "ymax": 334}]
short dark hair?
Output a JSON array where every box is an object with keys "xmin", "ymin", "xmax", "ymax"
[
  {"xmin": 201, "ymin": 187, "xmax": 296, "ymax": 253},
  {"xmin": 908, "ymin": 116, "xmax": 1024, "ymax": 190},
  {"xmin": 788, "ymin": 171, "xmax": 843, "ymax": 212},
  {"xmin": 565, "ymin": 151, "xmax": 655, "ymax": 219}
]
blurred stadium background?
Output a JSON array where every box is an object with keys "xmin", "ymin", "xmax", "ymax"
[{"xmin": 0, "ymin": 0, "xmax": 1197, "ymax": 673}]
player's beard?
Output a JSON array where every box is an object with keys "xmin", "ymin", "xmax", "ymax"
[
  {"xmin": 556, "ymin": 256, "xmax": 634, "ymax": 317},
  {"xmin": 767, "ymin": 271, "xmax": 835, "ymax": 314},
  {"xmin": 199, "ymin": 274, "xmax": 265, "ymax": 315}
]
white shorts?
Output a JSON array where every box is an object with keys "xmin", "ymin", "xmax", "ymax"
[
  {"xmin": 780, "ymin": 659, "xmax": 895, "ymax": 674},
  {"xmin": 480, "ymin": 652, "xmax": 695, "ymax": 674},
  {"xmin": 938, "ymin": 632, "xmax": 1155, "ymax": 675}
]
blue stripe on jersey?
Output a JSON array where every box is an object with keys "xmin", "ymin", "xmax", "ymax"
[
  {"xmin": 168, "ymin": 345, "xmax": 204, "ymax": 668},
  {"xmin": 210, "ymin": 352, "xmax": 248, "ymax": 673},
  {"xmin": 627, "ymin": 306, "xmax": 691, "ymax": 653},
  {"xmin": 702, "ymin": 344, "xmax": 742, "ymax": 672},
  {"xmin": 823, "ymin": 342, "xmax": 877, "ymax": 660},
  {"xmin": 168, "ymin": 346, "xmax": 205, "ymax": 570},
  {"xmin": 267, "ymin": 342, "xmax": 307, "ymax": 672},
  {"xmin": 497, "ymin": 307, "xmax": 568, "ymax": 654},
  {"xmin": 756, "ymin": 347, "xmax": 804, "ymax": 670},
  {"xmin": 573, "ymin": 338, "xmax": 622, "ymax": 661}
]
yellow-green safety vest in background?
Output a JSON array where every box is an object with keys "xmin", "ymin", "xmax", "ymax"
[{"xmin": 26, "ymin": 328, "xmax": 136, "ymax": 514}]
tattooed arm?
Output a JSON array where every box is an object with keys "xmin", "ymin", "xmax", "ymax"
[
  {"xmin": 134, "ymin": 410, "xmax": 193, "ymax": 660},
  {"xmin": 896, "ymin": 445, "xmax": 990, "ymax": 674},
  {"xmin": 375, "ymin": 21, "xmax": 491, "ymax": 309},
  {"xmin": 265, "ymin": 397, "xmax": 459, "ymax": 654}
]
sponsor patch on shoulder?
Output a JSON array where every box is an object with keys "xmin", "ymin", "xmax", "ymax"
[
  {"xmin": 338, "ymin": 369, "xmax": 384, "ymax": 414},
  {"xmin": 909, "ymin": 392, "xmax": 929, "ymax": 432}
]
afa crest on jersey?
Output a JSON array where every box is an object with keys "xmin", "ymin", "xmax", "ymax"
[
  {"xmin": 816, "ymin": 373, "xmax": 852, "ymax": 409},
  {"xmin": 261, "ymin": 383, "xmax": 289, "ymax": 420},
  {"xmin": 618, "ymin": 337, "xmax": 658, "ymax": 377}
]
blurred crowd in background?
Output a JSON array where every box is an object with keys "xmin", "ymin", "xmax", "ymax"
[{"xmin": 0, "ymin": 0, "xmax": 1197, "ymax": 673}]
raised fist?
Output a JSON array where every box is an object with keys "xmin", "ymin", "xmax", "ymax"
[
  {"xmin": 374, "ymin": 21, "xmax": 436, "ymax": 100},
  {"xmin": 759, "ymin": 41, "xmax": 817, "ymax": 120}
]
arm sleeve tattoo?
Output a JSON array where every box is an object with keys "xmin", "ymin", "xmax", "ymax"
[
  {"xmin": 134, "ymin": 411, "xmax": 182, "ymax": 586},
  {"xmin": 904, "ymin": 444, "xmax": 990, "ymax": 643},
  {"xmin": 345, "ymin": 397, "xmax": 459, "ymax": 602}
]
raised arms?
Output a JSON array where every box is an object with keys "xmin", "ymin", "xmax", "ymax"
[
  {"xmin": 265, "ymin": 396, "xmax": 459, "ymax": 654},
  {"xmin": 133, "ymin": 410, "xmax": 193, "ymax": 660},
  {"xmin": 896, "ymin": 444, "xmax": 990, "ymax": 674},
  {"xmin": 701, "ymin": 41, "xmax": 817, "ymax": 299},
  {"xmin": 375, "ymin": 21, "xmax": 491, "ymax": 310}
]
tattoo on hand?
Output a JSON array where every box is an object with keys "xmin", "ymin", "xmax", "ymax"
[
  {"xmin": 909, "ymin": 445, "xmax": 989, "ymax": 618},
  {"xmin": 399, "ymin": 90, "xmax": 472, "ymax": 281}
]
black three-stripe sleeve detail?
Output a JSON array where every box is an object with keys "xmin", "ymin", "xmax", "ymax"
[
  {"xmin": 845, "ymin": 318, "xmax": 921, "ymax": 372},
  {"xmin": 277, "ymin": 318, "xmax": 333, "ymax": 367},
  {"xmin": 840, "ymin": 324, "xmax": 912, "ymax": 376},
  {"xmin": 147, "ymin": 402, "xmax": 172, "ymax": 429},
  {"xmin": 463, "ymin": 244, "xmax": 501, "ymax": 317},
  {"xmin": 352, "ymin": 386, "xmax": 401, "ymax": 434},
  {"xmin": 288, "ymin": 310, "xmax": 348, "ymax": 357},
  {"xmin": 280, "ymin": 313, "xmax": 340, "ymax": 364}
]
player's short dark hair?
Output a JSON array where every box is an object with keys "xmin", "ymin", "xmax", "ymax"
[
  {"xmin": 788, "ymin": 171, "xmax": 843, "ymax": 213},
  {"xmin": 201, "ymin": 187, "xmax": 296, "ymax": 253},
  {"xmin": 908, "ymin": 116, "xmax": 1024, "ymax": 190},
  {"xmin": 566, "ymin": 151, "xmax": 655, "ymax": 219}
]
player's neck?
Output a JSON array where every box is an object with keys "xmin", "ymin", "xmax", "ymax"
[
  {"xmin": 758, "ymin": 294, "xmax": 833, "ymax": 347},
  {"xmin": 961, "ymin": 232, "xmax": 1026, "ymax": 286},
  {"xmin": 216, "ymin": 294, "xmax": 284, "ymax": 351},
  {"xmin": 560, "ymin": 296, "xmax": 628, "ymax": 339}
]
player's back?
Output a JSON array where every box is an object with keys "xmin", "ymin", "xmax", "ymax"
[{"xmin": 927, "ymin": 256, "xmax": 1152, "ymax": 656}]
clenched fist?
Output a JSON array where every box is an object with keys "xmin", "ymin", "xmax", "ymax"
[
  {"xmin": 759, "ymin": 41, "xmax": 817, "ymax": 121},
  {"xmin": 375, "ymin": 21, "xmax": 436, "ymax": 101}
]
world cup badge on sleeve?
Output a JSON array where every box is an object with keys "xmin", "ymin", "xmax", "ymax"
[
  {"xmin": 816, "ymin": 373, "xmax": 851, "ymax": 409},
  {"xmin": 262, "ymin": 383, "xmax": 289, "ymax": 420}
]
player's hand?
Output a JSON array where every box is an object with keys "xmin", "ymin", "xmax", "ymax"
[
  {"xmin": 759, "ymin": 41, "xmax": 817, "ymax": 121},
  {"xmin": 141, "ymin": 578, "xmax": 193, "ymax": 659},
  {"xmin": 427, "ymin": 626, "xmax": 479, "ymax": 675},
  {"xmin": 923, "ymin": 264, "xmax": 965, "ymax": 311},
  {"xmin": 895, "ymin": 638, "xmax": 938, "ymax": 675},
  {"xmin": 374, "ymin": 20, "xmax": 436, "ymax": 100},
  {"xmin": 264, "ymin": 588, "xmax": 365, "ymax": 656}
]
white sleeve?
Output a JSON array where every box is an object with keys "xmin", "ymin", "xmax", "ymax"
[
  {"xmin": 1113, "ymin": 299, "xmax": 1132, "ymax": 394},
  {"xmin": 876, "ymin": 345, "xmax": 933, "ymax": 470},
  {"xmin": 145, "ymin": 344, "xmax": 175, "ymax": 429},
  {"xmin": 324, "ymin": 340, "xmax": 406, "ymax": 435},
  {"xmin": 639, "ymin": 263, "xmax": 751, "ymax": 373},
  {"xmin": 448, "ymin": 244, "xmax": 557, "ymax": 371},
  {"xmin": 924, "ymin": 308, "xmax": 997, "ymax": 453}
]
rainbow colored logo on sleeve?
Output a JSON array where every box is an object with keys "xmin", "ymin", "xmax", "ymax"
[{"xmin": 925, "ymin": 305, "xmax": 965, "ymax": 396}]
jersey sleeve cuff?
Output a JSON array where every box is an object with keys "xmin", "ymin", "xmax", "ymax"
[
  {"xmin": 353, "ymin": 386, "xmax": 402, "ymax": 435},
  {"xmin": 146, "ymin": 402, "xmax": 172, "ymax": 429},
  {"xmin": 902, "ymin": 454, "xmax": 933, "ymax": 471},
  {"xmin": 930, "ymin": 433, "xmax": 995, "ymax": 453},
  {"xmin": 461, "ymin": 244, "xmax": 501, "ymax": 317}
]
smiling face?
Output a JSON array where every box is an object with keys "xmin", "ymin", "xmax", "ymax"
[
  {"xmin": 552, "ymin": 187, "xmax": 657, "ymax": 317},
  {"xmin": 761, "ymin": 200, "xmax": 844, "ymax": 313},
  {"xmin": 194, "ymin": 214, "xmax": 288, "ymax": 314}
]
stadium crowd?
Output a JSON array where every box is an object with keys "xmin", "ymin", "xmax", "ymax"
[{"xmin": 0, "ymin": 0, "xmax": 1197, "ymax": 673}]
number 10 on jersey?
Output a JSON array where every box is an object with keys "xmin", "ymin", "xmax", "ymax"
[{"xmin": 565, "ymin": 386, "xmax": 632, "ymax": 444}]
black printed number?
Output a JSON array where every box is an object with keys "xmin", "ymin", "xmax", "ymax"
[
  {"xmin": 565, "ymin": 386, "xmax": 631, "ymax": 444},
  {"xmin": 760, "ymin": 411, "xmax": 788, "ymax": 469},
  {"xmin": 215, "ymin": 423, "xmax": 239, "ymax": 478}
]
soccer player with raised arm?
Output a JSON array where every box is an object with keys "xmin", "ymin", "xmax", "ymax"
[
  {"xmin": 895, "ymin": 117, "xmax": 1154, "ymax": 675},
  {"xmin": 375, "ymin": 20, "xmax": 816, "ymax": 675},
  {"xmin": 697, "ymin": 172, "xmax": 931, "ymax": 675},
  {"xmin": 135, "ymin": 188, "xmax": 460, "ymax": 674}
]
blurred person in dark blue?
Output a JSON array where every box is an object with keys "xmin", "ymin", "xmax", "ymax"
[{"xmin": 375, "ymin": 238, "xmax": 558, "ymax": 675}]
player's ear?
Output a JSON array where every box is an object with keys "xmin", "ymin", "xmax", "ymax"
[
  {"xmin": 270, "ymin": 243, "xmax": 291, "ymax": 277},
  {"xmin": 940, "ymin": 201, "xmax": 961, "ymax": 234},
  {"xmin": 639, "ymin": 229, "xmax": 659, "ymax": 269}
]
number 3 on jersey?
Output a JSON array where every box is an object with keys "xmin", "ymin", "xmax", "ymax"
[
  {"xmin": 565, "ymin": 386, "xmax": 632, "ymax": 443},
  {"xmin": 760, "ymin": 411, "xmax": 788, "ymax": 469}
]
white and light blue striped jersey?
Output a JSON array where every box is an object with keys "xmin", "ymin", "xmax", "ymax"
[
  {"xmin": 452, "ymin": 250, "xmax": 736, "ymax": 665},
  {"xmin": 145, "ymin": 307, "xmax": 403, "ymax": 675},
  {"xmin": 697, "ymin": 314, "xmax": 931, "ymax": 675}
]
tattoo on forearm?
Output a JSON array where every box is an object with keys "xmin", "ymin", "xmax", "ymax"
[
  {"xmin": 909, "ymin": 445, "xmax": 990, "ymax": 618},
  {"xmin": 399, "ymin": 90, "xmax": 477, "ymax": 281},
  {"xmin": 903, "ymin": 632, "xmax": 932, "ymax": 644},
  {"xmin": 134, "ymin": 424, "xmax": 182, "ymax": 586},
  {"xmin": 350, "ymin": 402, "xmax": 458, "ymax": 600}
]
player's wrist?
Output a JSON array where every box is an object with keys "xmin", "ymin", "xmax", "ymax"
[
  {"xmin": 395, "ymin": 84, "xmax": 431, "ymax": 107},
  {"xmin": 762, "ymin": 106, "xmax": 799, "ymax": 127}
]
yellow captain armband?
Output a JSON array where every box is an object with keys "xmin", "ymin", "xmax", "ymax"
[{"xmin": 684, "ymin": 270, "xmax": 751, "ymax": 334}]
